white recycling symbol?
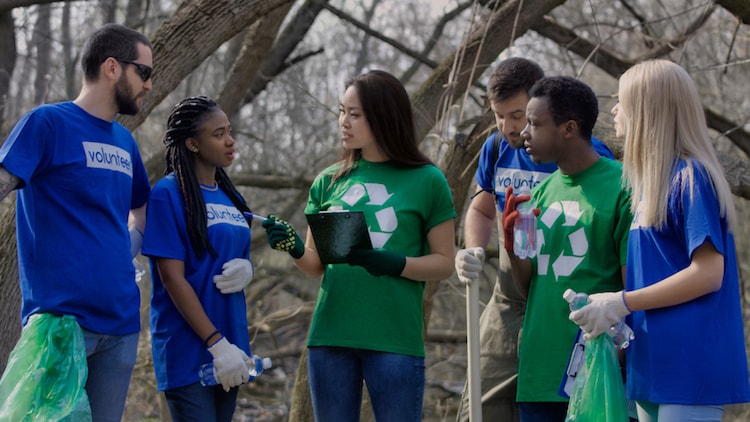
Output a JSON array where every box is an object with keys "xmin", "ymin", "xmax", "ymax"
[
  {"xmin": 536, "ymin": 200, "xmax": 588, "ymax": 280},
  {"xmin": 332, "ymin": 183, "xmax": 396, "ymax": 248}
]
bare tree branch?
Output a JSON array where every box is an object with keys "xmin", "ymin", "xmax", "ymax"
[
  {"xmin": 322, "ymin": 3, "xmax": 439, "ymax": 69},
  {"xmin": 116, "ymin": 0, "xmax": 295, "ymax": 132},
  {"xmin": 716, "ymin": 0, "xmax": 750, "ymax": 25},
  {"xmin": 0, "ymin": 0, "xmax": 78, "ymax": 15},
  {"xmin": 532, "ymin": 12, "xmax": 750, "ymax": 157},
  {"xmin": 217, "ymin": 2, "xmax": 294, "ymax": 118},
  {"xmin": 240, "ymin": 0, "xmax": 330, "ymax": 106}
]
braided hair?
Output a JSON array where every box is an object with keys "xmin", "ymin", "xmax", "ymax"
[{"xmin": 163, "ymin": 96, "xmax": 252, "ymax": 258}]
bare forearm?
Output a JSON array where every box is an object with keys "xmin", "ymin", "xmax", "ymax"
[
  {"xmin": 402, "ymin": 219, "xmax": 455, "ymax": 281},
  {"xmin": 509, "ymin": 253, "xmax": 532, "ymax": 298},
  {"xmin": 624, "ymin": 242, "xmax": 723, "ymax": 311},
  {"xmin": 292, "ymin": 228, "xmax": 325, "ymax": 277},
  {"xmin": 463, "ymin": 190, "xmax": 497, "ymax": 249},
  {"xmin": 402, "ymin": 253, "xmax": 454, "ymax": 281},
  {"xmin": 157, "ymin": 259, "xmax": 217, "ymax": 341},
  {"xmin": 464, "ymin": 207, "xmax": 495, "ymax": 249},
  {"xmin": 129, "ymin": 203, "xmax": 147, "ymax": 233},
  {"xmin": 0, "ymin": 165, "xmax": 19, "ymax": 201}
]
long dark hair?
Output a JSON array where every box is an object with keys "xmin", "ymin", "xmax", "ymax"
[
  {"xmin": 333, "ymin": 70, "xmax": 432, "ymax": 183},
  {"xmin": 163, "ymin": 96, "xmax": 252, "ymax": 257}
]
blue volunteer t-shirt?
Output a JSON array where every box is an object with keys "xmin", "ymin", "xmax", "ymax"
[
  {"xmin": 475, "ymin": 131, "xmax": 614, "ymax": 211},
  {"xmin": 0, "ymin": 101, "xmax": 150, "ymax": 335},
  {"xmin": 626, "ymin": 160, "xmax": 750, "ymax": 404},
  {"xmin": 142, "ymin": 174, "xmax": 252, "ymax": 391}
]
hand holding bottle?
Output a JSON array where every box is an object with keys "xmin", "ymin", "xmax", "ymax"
[
  {"xmin": 568, "ymin": 290, "xmax": 633, "ymax": 343},
  {"xmin": 501, "ymin": 186, "xmax": 540, "ymax": 256},
  {"xmin": 207, "ymin": 337, "xmax": 250, "ymax": 392}
]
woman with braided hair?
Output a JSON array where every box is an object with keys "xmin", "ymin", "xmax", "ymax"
[{"xmin": 141, "ymin": 96, "xmax": 255, "ymax": 421}]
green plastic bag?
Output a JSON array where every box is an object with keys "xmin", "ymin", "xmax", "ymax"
[
  {"xmin": 0, "ymin": 313, "xmax": 92, "ymax": 422},
  {"xmin": 565, "ymin": 334, "xmax": 629, "ymax": 422}
]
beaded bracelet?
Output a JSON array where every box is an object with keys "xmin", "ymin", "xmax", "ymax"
[{"xmin": 204, "ymin": 330, "xmax": 221, "ymax": 347}]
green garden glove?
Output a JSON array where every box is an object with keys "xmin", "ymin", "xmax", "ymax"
[
  {"xmin": 347, "ymin": 249, "xmax": 406, "ymax": 277},
  {"xmin": 262, "ymin": 214, "xmax": 305, "ymax": 259}
]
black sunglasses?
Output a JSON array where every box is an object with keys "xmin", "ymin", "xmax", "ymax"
[{"xmin": 117, "ymin": 59, "xmax": 153, "ymax": 82}]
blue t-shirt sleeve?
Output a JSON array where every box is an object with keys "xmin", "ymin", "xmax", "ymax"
[
  {"xmin": 142, "ymin": 181, "xmax": 188, "ymax": 261},
  {"xmin": 592, "ymin": 137, "xmax": 615, "ymax": 159},
  {"xmin": 673, "ymin": 164, "xmax": 726, "ymax": 257},
  {"xmin": 0, "ymin": 107, "xmax": 53, "ymax": 187},
  {"xmin": 474, "ymin": 132, "xmax": 499, "ymax": 191}
]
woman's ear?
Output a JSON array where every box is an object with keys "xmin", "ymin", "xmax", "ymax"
[{"xmin": 186, "ymin": 138, "xmax": 199, "ymax": 153}]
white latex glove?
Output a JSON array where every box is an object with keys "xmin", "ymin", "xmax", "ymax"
[
  {"xmin": 129, "ymin": 227, "xmax": 143, "ymax": 258},
  {"xmin": 207, "ymin": 337, "xmax": 250, "ymax": 391},
  {"xmin": 213, "ymin": 258, "xmax": 254, "ymax": 294},
  {"xmin": 455, "ymin": 247, "xmax": 485, "ymax": 285},
  {"xmin": 569, "ymin": 291, "xmax": 631, "ymax": 340}
]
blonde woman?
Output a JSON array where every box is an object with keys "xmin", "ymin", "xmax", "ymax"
[{"xmin": 570, "ymin": 59, "xmax": 750, "ymax": 421}]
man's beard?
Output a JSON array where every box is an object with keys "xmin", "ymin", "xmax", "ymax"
[{"xmin": 114, "ymin": 76, "xmax": 139, "ymax": 116}]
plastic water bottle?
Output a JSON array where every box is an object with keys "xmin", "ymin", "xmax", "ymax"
[
  {"xmin": 563, "ymin": 288, "xmax": 634, "ymax": 349},
  {"xmin": 198, "ymin": 355, "xmax": 272, "ymax": 386},
  {"xmin": 513, "ymin": 188, "xmax": 537, "ymax": 259}
]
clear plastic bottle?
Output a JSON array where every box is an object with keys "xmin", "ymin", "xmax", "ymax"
[
  {"xmin": 563, "ymin": 288, "xmax": 634, "ymax": 349},
  {"xmin": 198, "ymin": 355, "xmax": 272, "ymax": 387},
  {"xmin": 513, "ymin": 188, "xmax": 538, "ymax": 259}
]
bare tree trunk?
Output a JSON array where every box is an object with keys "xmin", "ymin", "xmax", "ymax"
[
  {"xmin": 101, "ymin": 0, "xmax": 117, "ymax": 24},
  {"xmin": 287, "ymin": 347, "xmax": 313, "ymax": 421},
  {"xmin": 61, "ymin": 2, "xmax": 77, "ymax": 99},
  {"xmin": 32, "ymin": 4, "xmax": 51, "ymax": 104},
  {"xmin": 0, "ymin": 196, "xmax": 20, "ymax": 372},
  {"xmin": 0, "ymin": 11, "xmax": 16, "ymax": 133}
]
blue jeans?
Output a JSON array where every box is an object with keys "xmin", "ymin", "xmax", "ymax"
[
  {"xmin": 518, "ymin": 401, "xmax": 568, "ymax": 422},
  {"xmin": 636, "ymin": 401, "xmax": 724, "ymax": 422},
  {"xmin": 308, "ymin": 346, "xmax": 425, "ymax": 422},
  {"xmin": 164, "ymin": 382, "xmax": 239, "ymax": 422},
  {"xmin": 82, "ymin": 329, "xmax": 139, "ymax": 422}
]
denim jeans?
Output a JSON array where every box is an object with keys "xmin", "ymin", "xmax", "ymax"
[
  {"xmin": 518, "ymin": 401, "xmax": 568, "ymax": 422},
  {"xmin": 164, "ymin": 382, "xmax": 239, "ymax": 422},
  {"xmin": 308, "ymin": 346, "xmax": 425, "ymax": 422},
  {"xmin": 82, "ymin": 329, "xmax": 139, "ymax": 422},
  {"xmin": 636, "ymin": 401, "xmax": 724, "ymax": 422}
]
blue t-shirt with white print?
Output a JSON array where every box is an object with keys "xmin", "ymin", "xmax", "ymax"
[
  {"xmin": 475, "ymin": 131, "xmax": 615, "ymax": 211},
  {"xmin": 0, "ymin": 101, "xmax": 150, "ymax": 335},
  {"xmin": 142, "ymin": 173, "xmax": 251, "ymax": 391}
]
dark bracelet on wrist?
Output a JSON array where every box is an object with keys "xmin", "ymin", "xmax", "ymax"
[{"xmin": 204, "ymin": 330, "xmax": 221, "ymax": 347}]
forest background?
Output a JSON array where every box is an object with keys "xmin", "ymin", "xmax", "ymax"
[{"xmin": 1, "ymin": 0, "xmax": 750, "ymax": 421}]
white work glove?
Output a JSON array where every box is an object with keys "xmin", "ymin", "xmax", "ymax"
[
  {"xmin": 207, "ymin": 337, "xmax": 250, "ymax": 391},
  {"xmin": 569, "ymin": 291, "xmax": 631, "ymax": 340},
  {"xmin": 455, "ymin": 247, "xmax": 485, "ymax": 285},
  {"xmin": 213, "ymin": 258, "xmax": 254, "ymax": 294},
  {"xmin": 129, "ymin": 227, "xmax": 143, "ymax": 258}
]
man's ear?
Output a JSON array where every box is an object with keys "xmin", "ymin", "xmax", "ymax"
[
  {"xmin": 102, "ymin": 57, "xmax": 120, "ymax": 82},
  {"xmin": 562, "ymin": 119, "xmax": 579, "ymax": 139}
]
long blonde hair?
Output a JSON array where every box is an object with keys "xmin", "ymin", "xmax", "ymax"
[{"xmin": 619, "ymin": 60, "xmax": 736, "ymax": 232}]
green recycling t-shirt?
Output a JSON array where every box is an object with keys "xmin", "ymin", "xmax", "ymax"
[
  {"xmin": 516, "ymin": 157, "xmax": 632, "ymax": 402},
  {"xmin": 305, "ymin": 159, "xmax": 456, "ymax": 357}
]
